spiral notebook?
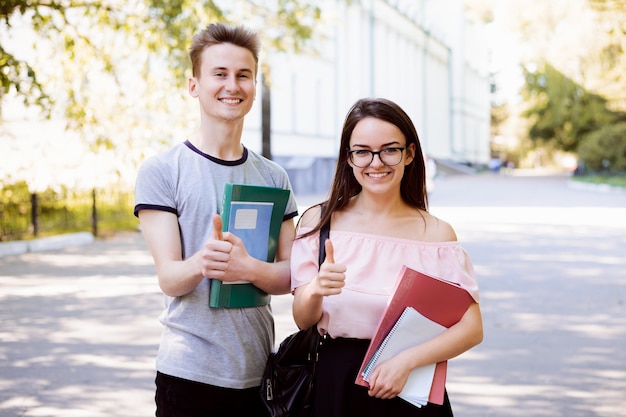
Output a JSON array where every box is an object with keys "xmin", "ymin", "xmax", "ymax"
[
  {"xmin": 355, "ymin": 264, "xmax": 474, "ymax": 405},
  {"xmin": 361, "ymin": 306, "xmax": 446, "ymax": 408}
]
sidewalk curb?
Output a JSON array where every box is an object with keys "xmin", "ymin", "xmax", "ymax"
[{"xmin": 0, "ymin": 232, "xmax": 94, "ymax": 259}]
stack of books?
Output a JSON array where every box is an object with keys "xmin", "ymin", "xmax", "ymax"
[
  {"xmin": 209, "ymin": 183, "xmax": 290, "ymax": 308},
  {"xmin": 355, "ymin": 265, "xmax": 474, "ymax": 407}
]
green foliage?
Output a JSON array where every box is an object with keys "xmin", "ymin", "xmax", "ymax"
[
  {"xmin": 1, "ymin": 0, "xmax": 325, "ymax": 119},
  {"xmin": 92, "ymin": 187, "xmax": 139, "ymax": 235},
  {"xmin": 587, "ymin": 0, "xmax": 626, "ymax": 112},
  {"xmin": 521, "ymin": 62, "xmax": 619, "ymax": 153},
  {"xmin": 0, "ymin": 182, "xmax": 137, "ymax": 241},
  {"xmin": 511, "ymin": 2, "xmax": 626, "ymax": 167},
  {"xmin": 490, "ymin": 102, "xmax": 508, "ymax": 136},
  {"xmin": 1, "ymin": 0, "xmax": 329, "ymax": 192},
  {"xmin": 0, "ymin": 45, "xmax": 52, "ymax": 113},
  {"xmin": 0, "ymin": 0, "xmax": 331, "ymax": 202},
  {"xmin": 1, "ymin": 0, "xmax": 112, "ymax": 115},
  {"xmin": 0, "ymin": 181, "xmax": 31, "ymax": 241},
  {"xmin": 577, "ymin": 122, "xmax": 626, "ymax": 172}
]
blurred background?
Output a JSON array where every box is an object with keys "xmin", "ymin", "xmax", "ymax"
[{"xmin": 1, "ymin": 0, "xmax": 625, "ymax": 242}]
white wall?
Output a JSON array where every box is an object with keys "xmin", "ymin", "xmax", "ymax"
[{"xmin": 264, "ymin": 0, "xmax": 491, "ymax": 166}]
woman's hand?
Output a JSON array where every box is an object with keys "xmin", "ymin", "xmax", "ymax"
[
  {"xmin": 310, "ymin": 239, "xmax": 346, "ymax": 296},
  {"xmin": 366, "ymin": 352, "xmax": 412, "ymax": 399}
]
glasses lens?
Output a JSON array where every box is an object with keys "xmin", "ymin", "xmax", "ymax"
[
  {"xmin": 380, "ymin": 148, "xmax": 403, "ymax": 166},
  {"xmin": 349, "ymin": 150, "xmax": 372, "ymax": 167}
]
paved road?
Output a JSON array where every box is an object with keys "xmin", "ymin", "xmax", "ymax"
[
  {"xmin": 1, "ymin": 173, "xmax": 625, "ymax": 417},
  {"xmin": 429, "ymin": 174, "xmax": 626, "ymax": 417}
]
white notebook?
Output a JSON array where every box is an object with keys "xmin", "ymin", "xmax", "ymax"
[{"xmin": 362, "ymin": 306, "xmax": 447, "ymax": 407}]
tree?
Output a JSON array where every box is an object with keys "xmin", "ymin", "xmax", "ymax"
[
  {"xmin": 578, "ymin": 122, "xmax": 626, "ymax": 171},
  {"xmin": 2, "ymin": 0, "xmax": 323, "ymax": 110},
  {"xmin": 586, "ymin": 0, "xmax": 626, "ymax": 112},
  {"xmin": 488, "ymin": 0, "xmax": 626, "ymax": 167},
  {"xmin": 1, "ymin": 0, "xmax": 325, "ymax": 183},
  {"xmin": 521, "ymin": 62, "xmax": 618, "ymax": 153}
]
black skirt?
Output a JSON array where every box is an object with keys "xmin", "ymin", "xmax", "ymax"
[{"xmin": 312, "ymin": 336, "xmax": 453, "ymax": 417}]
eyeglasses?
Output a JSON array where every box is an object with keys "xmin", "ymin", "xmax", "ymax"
[{"xmin": 347, "ymin": 147, "xmax": 406, "ymax": 168}]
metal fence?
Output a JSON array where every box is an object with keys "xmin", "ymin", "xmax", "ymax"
[{"xmin": 0, "ymin": 182, "xmax": 137, "ymax": 241}]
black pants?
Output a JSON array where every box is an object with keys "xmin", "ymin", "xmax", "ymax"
[
  {"xmin": 155, "ymin": 371, "xmax": 268, "ymax": 417},
  {"xmin": 312, "ymin": 337, "xmax": 454, "ymax": 417}
]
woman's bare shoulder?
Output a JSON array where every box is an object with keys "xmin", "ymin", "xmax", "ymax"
[
  {"xmin": 423, "ymin": 211, "xmax": 458, "ymax": 242},
  {"xmin": 298, "ymin": 204, "xmax": 323, "ymax": 228}
]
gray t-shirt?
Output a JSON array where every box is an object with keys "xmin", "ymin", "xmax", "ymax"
[{"xmin": 134, "ymin": 140, "xmax": 298, "ymax": 389}]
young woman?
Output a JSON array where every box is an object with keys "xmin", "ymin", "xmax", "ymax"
[{"xmin": 290, "ymin": 98, "xmax": 483, "ymax": 417}]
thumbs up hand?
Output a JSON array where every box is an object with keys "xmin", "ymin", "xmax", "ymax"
[
  {"xmin": 211, "ymin": 214, "xmax": 224, "ymax": 241},
  {"xmin": 314, "ymin": 239, "xmax": 346, "ymax": 296},
  {"xmin": 324, "ymin": 238, "xmax": 335, "ymax": 264},
  {"xmin": 200, "ymin": 214, "xmax": 233, "ymax": 279}
]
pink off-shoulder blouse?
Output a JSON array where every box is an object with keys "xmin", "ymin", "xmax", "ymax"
[{"xmin": 290, "ymin": 228, "xmax": 480, "ymax": 339}]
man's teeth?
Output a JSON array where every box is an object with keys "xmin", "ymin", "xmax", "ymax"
[{"xmin": 221, "ymin": 99, "xmax": 240, "ymax": 104}]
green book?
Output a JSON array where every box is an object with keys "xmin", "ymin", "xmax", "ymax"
[{"xmin": 209, "ymin": 183, "xmax": 290, "ymax": 308}]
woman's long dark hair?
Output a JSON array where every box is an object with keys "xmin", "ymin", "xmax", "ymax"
[{"xmin": 300, "ymin": 97, "xmax": 428, "ymax": 238}]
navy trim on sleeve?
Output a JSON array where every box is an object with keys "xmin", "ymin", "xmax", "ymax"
[
  {"xmin": 284, "ymin": 210, "xmax": 298, "ymax": 222},
  {"xmin": 134, "ymin": 204, "xmax": 178, "ymax": 217}
]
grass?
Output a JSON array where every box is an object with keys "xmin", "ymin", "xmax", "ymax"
[
  {"xmin": 1, "ymin": 184, "xmax": 137, "ymax": 241},
  {"xmin": 570, "ymin": 174, "xmax": 626, "ymax": 189}
]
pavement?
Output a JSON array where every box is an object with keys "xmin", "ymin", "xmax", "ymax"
[{"xmin": 1, "ymin": 173, "xmax": 625, "ymax": 417}]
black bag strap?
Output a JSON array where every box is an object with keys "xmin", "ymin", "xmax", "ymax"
[{"xmin": 318, "ymin": 205, "xmax": 330, "ymax": 268}]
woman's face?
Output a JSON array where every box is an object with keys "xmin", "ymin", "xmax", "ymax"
[{"xmin": 347, "ymin": 117, "xmax": 415, "ymax": 196}]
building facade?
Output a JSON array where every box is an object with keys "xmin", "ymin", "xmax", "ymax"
[
  {"xmin": 242, "ymin": 0, "xmax": 492, "ymax": 194},
  {"xmin": 0, "ymin": 0, "xmax": 491, "ymax": 196}
]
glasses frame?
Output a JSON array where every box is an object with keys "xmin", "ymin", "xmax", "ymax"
[{"xmin": 347, "ymin": 147, "xmax": 407, "ymax": 168}]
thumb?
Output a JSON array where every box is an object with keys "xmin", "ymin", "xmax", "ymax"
[
  {"xmin": 324, "ymin": 238, "xmax": 334, "ymax": 264},
  {"xmin": 212, "ymin": 214, "xmax": 224, "ymax": 240}
]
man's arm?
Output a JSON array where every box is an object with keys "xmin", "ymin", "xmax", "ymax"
[
  {"xmin": 140, "ymin": 210, "xmax": 295, "ymax": 297},
  {"xmin": 138, "ymin": 210, "xmax": 205, "ymax": 297}
]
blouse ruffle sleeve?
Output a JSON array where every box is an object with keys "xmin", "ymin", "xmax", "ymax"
[{"xmin": 290, "ymin": 226, "xmax": 320, "ymax": 293}]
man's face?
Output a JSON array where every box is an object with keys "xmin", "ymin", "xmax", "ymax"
[{"xmin": 188, "ymin": 42, "xmax": 257, "ymax": 123}]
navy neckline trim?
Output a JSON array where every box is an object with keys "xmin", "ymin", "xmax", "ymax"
[{"xmin": 184, "ymin": 140, "xmax": 248, "ymax": 166}]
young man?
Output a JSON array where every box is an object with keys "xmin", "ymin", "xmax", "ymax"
[{"xmin": 134, "ymin": 23, "xmax": 298, "ymax": 417}]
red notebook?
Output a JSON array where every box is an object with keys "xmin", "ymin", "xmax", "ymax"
[{"xmin": 355, "ymin": 264, "xmax": 474, "ymax": 404}]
